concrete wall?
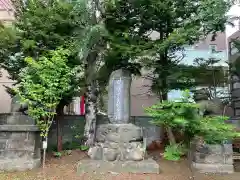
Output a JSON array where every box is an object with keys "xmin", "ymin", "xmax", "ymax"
[{"xmin": 47, "ymin": 115, "xmax": 162, "ymax": 150}]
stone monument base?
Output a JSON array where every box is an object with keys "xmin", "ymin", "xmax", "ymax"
[
  {"xmin": 77, "ymin": 159, "xmax": 160, "ymax": 174},
  {"xmin": 90, "ymin": 123, "xmax": 145, "ymax": 161},
  {"xmin": 0, "ymin": 113, "xmax": 41, "ymax": 172},
  {"xmin": 192, "ymin": 163, "xmax": 234, "ymax": 174},
  {"xmin": 0, "ymin": 158, "xmax": 41, "ymax": 172},
  {"xmin": 190, "ymin": 142, "xmax": 234, "ymax": 174}
]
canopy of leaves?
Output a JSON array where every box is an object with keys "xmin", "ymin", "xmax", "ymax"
[
  {"xmin": 145, "ymin": 90, "xmax": 240, "ymax": 144},
  {"xmin": 104, "ymin": 0, "xmax": 231, "ymax": 98},
  {"xmin": 15, "ymin": 48, "xmax": 77, "ymax": 137},
  {"xmin": 0, "ymin": 0, "xmax": 89, "ymax": 105}
]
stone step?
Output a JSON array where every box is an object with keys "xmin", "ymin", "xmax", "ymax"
[
  {"xmin": 77, "ymin": 159, "xmax": 160, "ymax": 174},
  {"xmin": 192, "ymin": 162, "xmax": 234, "ymax": 173}
]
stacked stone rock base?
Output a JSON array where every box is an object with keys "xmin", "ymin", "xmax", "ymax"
[
  {"xmin": 0, "ymin": 113, "xmax": 41, "ymax": 171},
  {"xmin": 85, "ymin": 123, "xmax": 160, "ymax": 173},
  {"xmin": 77, "ymin": 159, "xmax": 159, "ymax": 174},
  {"xmin": 191, "ymin": 143, "xmax": 234, "ymax": 173},
  {"xmin": 88, "ymin": 123, "xmax": 145, "ymax": 161}
]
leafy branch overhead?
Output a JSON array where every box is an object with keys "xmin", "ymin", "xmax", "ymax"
[
  {"xmin": 0, "ymin": 0, "xmax": 87, "ymax": 106},
  {"xmin": 15, "ymin": 48, "xmax": 77, "ymax": 137},
  {"xmin": 104, "ymin": 0, "xmax": 231, "ymax": 99}
]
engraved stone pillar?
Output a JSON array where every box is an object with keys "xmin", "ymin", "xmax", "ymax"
[
  {"xmin": 108, "ymin": 69, "xmax": 131, "ymax": 124},
  {"xmin": 83, "ymin": 69, "xmax": 160, "ymax": 173}
]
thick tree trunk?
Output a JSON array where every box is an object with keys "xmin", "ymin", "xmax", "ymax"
[
  {"xmin": 83, "ymin": 0, "xmax": 105, "ymax": 146},
  {"xmin": 56, "ymin": 102, "xmax": 65, "ymax": 152},
  {"xmin": 84, "ymin": 81, "xmax": 98, "ymax": 146},
  {"xmin": 166, "ymin": 127, "xmax": 176, "ymax": 145},
  {"xmin": 83, "ymin": 45, "xmax": 98, "ymax": 146}
]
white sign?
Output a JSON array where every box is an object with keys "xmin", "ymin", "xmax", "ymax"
[{"xmin": 42, "ymin": 141, "xmax": 48, "ymax": 149}]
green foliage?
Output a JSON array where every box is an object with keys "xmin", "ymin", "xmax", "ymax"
[
  {"xmin": 199, "ymin": 116, "xmax": 240, "ymax": 144},
  {"xmin": 62, "ymin": 141, "xmax": 82, "ymax": 150},
  {"xmin": 164, "ymin": 143, "xmax": 186, "ymax": 161},
  {"xmin": 146, "ymin": 90, "xmax": 240, "ymax": 161},
  {"xmin": 63, "ymin": 150, "xmax": 72, "ymax": 155},
  {"xmin": 146, "ymin": 90, "xmax": 199, "ymax": 131},
  {"xmin": 15, "ymin": 48, "xmax": 77, "ymax": 137},
  {"xmin": 0, "ymin": 24, "xmax": 19, "ymax": 67},
  {"xmin": 53, "ymin": 151, "xmax": 62, "ymax": 158},
  {"xmin": 70, "ymin": 123, "xmax": 85, "ymax": 139},
  {"xmin": 0, "ymin": 0, "xmax": 87, "ymax": 104},
  {"xmin": 80, "ymin": 145, "xmax": 90, "ymax": 151},
  {"xmin": 104, "ymin": 0, "xmax": 231, "ymax": 98}
]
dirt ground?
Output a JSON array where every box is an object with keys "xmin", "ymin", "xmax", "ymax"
[{"xmin": 0, "ymin": 150, "xmax": 239, "ymax": 180}]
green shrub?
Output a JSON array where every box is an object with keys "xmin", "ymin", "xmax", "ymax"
[
  {"xmin": 163, "ymin": 143, "xmax": 186, "ymax": 161},
  {"xmin": 145, "ymin": 90, "xmax": 240, "ymax": 161}
]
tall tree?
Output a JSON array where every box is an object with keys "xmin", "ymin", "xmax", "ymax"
[
  {"xmin": 103, "ymin": 0, "xmax": 231, "ymax": 144},
  {"xmin": 1, "ymin": 0, "xmax": 86, "ymax": 111},
  {"xmin": 104, "ymin": 0, "xmax": 231, "ymax": 101},
  {"xmin": 0, "ymin": 0, "xmax": 88, "ymax": 151},
  {"xmin": 15, "ymin": 48, "xmax": 76, "ymax": 167},
  {"xmin": 77, "ymin": 0, "xmax": 107, "ymax": 146}
]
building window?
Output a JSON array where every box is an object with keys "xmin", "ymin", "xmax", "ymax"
[{"xmin": 209, "ymin": 44, "xmax": 217, "ymax": 53}]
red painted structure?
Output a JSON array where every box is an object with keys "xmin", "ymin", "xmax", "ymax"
[{"xmin": 80, "ymin": 96, "xmax": 85, "ymax": 115}]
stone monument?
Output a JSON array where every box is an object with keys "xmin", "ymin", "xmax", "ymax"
[
  {"xmin": 189, "ymin": 89, "xmax": 234, "ymax": 173},
  {"xmin": 77, "ymin": 69, "xmax": 159, "ymax": 174},
  {"xmin": 0, "ymin": 95, "xmax": 41, "ymax": 171}
]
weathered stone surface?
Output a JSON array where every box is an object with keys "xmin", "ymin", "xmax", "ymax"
[
  {"xmin": 6, "ymin": 139, "xmax": 35, "ymax": 151},
  {"xmin": 77, "ymin": 159, "xmax": 160, "ymax": 174},
  {"xmin": 223, "ymin": 144, "xmax": 233, "ymax": 154},
  {"xmin": 124, "ymin": 148, "xmax": 144, "ymax": 161},
  {"xmin": 0, "ymin": 158, "xmax": 41, "ymax": 172},
  {"xmin": 0, "ymin": 140, "xmax": 7, "ymax": 149},
  {"xmin": 0, "ymin": 113, "xmax": 41, "ymax": 172},
  {"xmin": 108, "ymin": 69, "xmax": 131, "ymax": 124},
  {"xmin": 224, "ymin": 154, "xmax": 233, "ymax": 164},
  {"xmin": 103, "ymin": 148, "xmax": 118, "ymax": 161},
  {"xmin": 0, "ymin": 150, "xmax": 34, "ymax": 159},
  {"xmin": 191, "ymin": 142, "xmax": 234, "ymax": 174},
  {"xmin": 192, "ymin": 163, "xmax": 234, "ymax": 174},
  {"xmin": 0, "ymin": 132, "xmax": 10, "ymax": 139},
  {"xmin": 90, "ymin": 123, "xmax": 145, "ymax": 161},
  {"xmin": 88, "ymin": 146, "xmax": 103, "ymax": 160},
  {"xmin": 194, "ymin": 153, "xmax": 224, "ymax": 164},
  {"xmin": 207, "ymin": 144, "xmax": 223, "ymax": 154},
  {"xmin": 96, "ymin": 124, "xmax": 142, "ymax": 143},
  {"xmin": 0, "ymin": 125, "xmax": 39, "ymax": 131}
]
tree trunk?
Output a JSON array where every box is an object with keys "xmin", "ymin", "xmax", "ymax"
[
  {"xmin": 84, "ymin": 81, "xmax": 98, "ymax": 146},
  {"xmin": 83, "ymin": 45, "xmax": 98, "ymax": 146},
  {"xmin": 166, "ymin": 127, "xmax": 176, "ymax": 145},
  {"xmin": 56, "ymin": 102, "xmax": 65, "ymax": 152},
  {"xmin": 83, "ymin": 0, "xmax": 105, "ymax": 146}
]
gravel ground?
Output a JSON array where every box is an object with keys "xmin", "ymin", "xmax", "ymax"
[{"xmin": 0, "ymin": 150, "xmax": 239, "ymax": 180}]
